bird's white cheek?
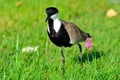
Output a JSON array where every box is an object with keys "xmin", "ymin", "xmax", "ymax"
[
  {"xmin": 53, "ymin": 19, "xmax": 61, "ymax": 33},
  {"xmin": 53, "ymin": 22, "xmax": 61, "ymax": 33}
]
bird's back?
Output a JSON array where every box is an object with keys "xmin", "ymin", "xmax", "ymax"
[{"xmin": 61, "ymin": 20, "xmax": 87, "ymax": 44}]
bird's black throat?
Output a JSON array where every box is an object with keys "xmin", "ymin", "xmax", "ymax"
[{"xmin": 47, "ymin": 19, "xmax": 72, "ymax": 47}]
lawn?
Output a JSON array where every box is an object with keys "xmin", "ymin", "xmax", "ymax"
[{"xmin": 0, "ymin": 0, "xmax": 120, "ymax": 80}]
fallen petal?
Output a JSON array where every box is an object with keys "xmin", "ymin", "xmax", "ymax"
[{"xmin": 106, "ymin": 9, "xmax": 118, "ymax": 18}]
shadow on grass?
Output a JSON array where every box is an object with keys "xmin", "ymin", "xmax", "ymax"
[
  {"xmin": 81, "ymin": 50, "xmax": 104, "ymax": 63},
  {"xmin": 73, "ymin": 50, "xmax": 104, "ymax": 63}
]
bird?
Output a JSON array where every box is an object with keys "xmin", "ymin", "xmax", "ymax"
[{"xmin": 45, "ymin": 7, "xmax": 92, "ymax": 73}]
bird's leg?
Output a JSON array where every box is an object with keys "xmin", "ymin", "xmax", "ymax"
[
  {"xmin": 78, "ymin": 44, "xmax": 83, "ymax": 67},
  {"xmin": 60, "ymin": 47, "xmax": 65, "ymax": 74}
]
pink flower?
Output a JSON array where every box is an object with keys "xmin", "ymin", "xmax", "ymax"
[{"xmin": 85, "ymin": 37, "xmax": 92, "ymax": 50}]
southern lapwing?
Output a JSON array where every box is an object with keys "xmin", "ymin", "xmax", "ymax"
[{"xmin": 45, "ymin": 7, "xmax": 92, "ymax": 73}]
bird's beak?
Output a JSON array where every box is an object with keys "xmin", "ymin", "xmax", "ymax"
[
  {"xmin": 45, "ymin": 15, "xmax": 50, "ymax": 22},
  {"xmin": 45, "ymin": 16, "xmax": 49, "ymax": 22}
]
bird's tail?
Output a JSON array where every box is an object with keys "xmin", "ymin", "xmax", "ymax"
[{"xmin": 86, "ymin": 33, "xmax": 91, "ymax": 38}]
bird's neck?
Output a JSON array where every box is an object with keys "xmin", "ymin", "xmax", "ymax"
[{"xmin": 48, "ymin": 17, "xmax": 61, "ymax": 33}]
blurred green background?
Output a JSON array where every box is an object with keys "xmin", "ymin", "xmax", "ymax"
[{"xmin": 0, "ymin": 0, "xmax": 120, "ymax": 80}]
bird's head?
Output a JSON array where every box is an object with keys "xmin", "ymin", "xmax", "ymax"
[{"xmin": 45, "ymin": 7, "xmax": 58, "ymax": 22}]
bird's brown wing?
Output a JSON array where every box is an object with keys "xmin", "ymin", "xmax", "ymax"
[{"xmin": 61, "ymin": 20, "xmax": 87, "ymax": 44}]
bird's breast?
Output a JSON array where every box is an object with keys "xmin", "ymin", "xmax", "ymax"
[{"xmin": 47, "ymin": 24, "xmax": 72, "ymax": 47}]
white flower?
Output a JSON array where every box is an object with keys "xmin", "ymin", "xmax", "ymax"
[{"xmin": 22, "ymin": 46, "xmax": 39, "ymax": 53}]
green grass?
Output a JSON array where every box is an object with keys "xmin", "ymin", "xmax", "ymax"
[{"xmin": 0, "ymin": 0, "xmax": 120, "ymax": 80}]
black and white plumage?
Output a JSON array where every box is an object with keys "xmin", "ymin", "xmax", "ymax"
[{"xmin": 45, "ymin": 7, "xmax": 91, "ymax": 73}]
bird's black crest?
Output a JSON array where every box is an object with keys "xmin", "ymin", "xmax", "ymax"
[{"xmin": 46, "ymin": 7, "xmax": 58, "ymax": 15}]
